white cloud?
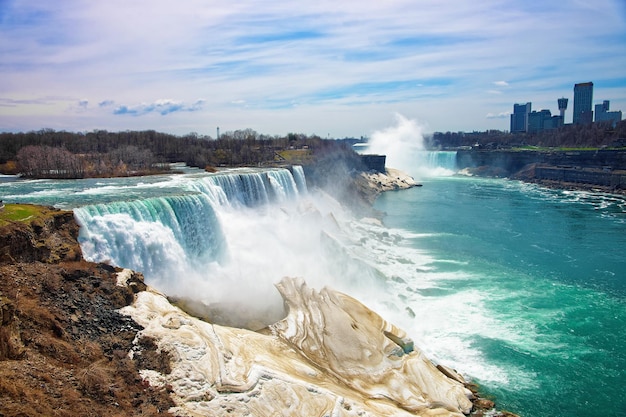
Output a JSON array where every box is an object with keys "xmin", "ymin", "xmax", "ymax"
[
  {"xmin": 486, "ymin": 112, "xmax": 511, "ymax": 119},
  {"xmin": 113, "ymin": 99, "xmax": 205, "ymax": 116}
]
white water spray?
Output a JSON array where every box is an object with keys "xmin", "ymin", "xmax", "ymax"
[{"xmin": 366, "ymin": 113, "xmax": 456, "ymax": 178}]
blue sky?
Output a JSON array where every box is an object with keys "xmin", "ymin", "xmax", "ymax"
[{"xmin": 1, "ymin": 0, "xmax": 625, "ymax": 137}]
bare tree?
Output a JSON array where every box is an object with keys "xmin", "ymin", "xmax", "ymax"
[{"xmin": 17, "ymin": 145, "xmax": 85, "ymax": 178}]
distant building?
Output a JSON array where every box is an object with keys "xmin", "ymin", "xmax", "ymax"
[
  {"xmin": 558, "ymin": 97, "xmax": 568, "ymax": 120},
  {"xmin": 573, "ymin": 82, "xmax": 593, "ymax": 125},
  {"xmin": 547, "ymin": 115, "xmax": 565, "ymax": 130},
  {"xmin": 595, "ymin": 100, "xmax": 622, "ymax": 126},
  {"xmin": 528, "ymin": 109, "xmax": 561, "ymax": 133},
  {"xmin": 510, "ymin": 102, "xmax": 531, "ymax": 133}
]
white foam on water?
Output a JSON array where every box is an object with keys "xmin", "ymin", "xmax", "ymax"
[{"xmin": 333, "ymin": 214, "xmax": 542, "ymax": 388}]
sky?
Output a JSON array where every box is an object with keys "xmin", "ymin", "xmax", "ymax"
[{"xmin": 1, "ymin": 0, "xmax": 626, "ymax": 138}]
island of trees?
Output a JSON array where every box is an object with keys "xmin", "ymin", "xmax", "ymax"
[{"xmin": 0, "ymin": 129, "xmax": 358, "ymax": 179}]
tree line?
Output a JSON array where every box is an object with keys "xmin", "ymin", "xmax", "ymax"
[
  {"xmin": 431, "ymin": 119, "xmax": 626, "ymax": 149},
  {"xmin": 0, "ymin": 128, "xmax": 356, "ymax": 178},
  {"xmin": 4, "ymin": 119, "xmax": 623, "ymax": 178}
]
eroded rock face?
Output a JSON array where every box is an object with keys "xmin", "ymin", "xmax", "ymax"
[
  {"xmin": 0, "ymin": 210, "xmax": 82, "ymax": 264},
  {"xmin": 0, "ymin": 297, "xmax": 25, "ymax": 360},
  {"xmin": 271, "ymin": 278, "xmax": 473, "ymax": 415},
  {"xmin": 122, "ymin": 276, "xmax": 472, "ymax": 416}
]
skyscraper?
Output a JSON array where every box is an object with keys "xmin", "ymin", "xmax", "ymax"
[
  {"xmin": 573, "ymin": 82, "xmax": 593, "ymax": 125},
  {"xmin": 558, "ymin": 97, "xmax": 568, "ymax": 119},
  {"xmin": 510, "ymin": 102, "xmax": 531, "ymax": 133}
]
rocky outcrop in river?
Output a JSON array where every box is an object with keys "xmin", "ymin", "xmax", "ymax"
[{"xmin": 122, "ymin": 276, "xmax": 473, "ymax": 416}]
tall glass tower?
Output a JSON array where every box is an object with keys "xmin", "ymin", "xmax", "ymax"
[
  {"xmin": 510, "ymin": 102, "xmax": 531, "ymax": 132},
  {"xmin": 573, "ymin": 82, "xmax": 593, "ymax": 125}
]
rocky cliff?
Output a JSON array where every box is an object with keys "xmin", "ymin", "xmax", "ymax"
[
  {"xmin": 457, "ymin": 149, "xmax": 626, "ymax": 193},
  {"xmin": 0, "ymin": 206, "xmax": 173, "ymax": 416}
]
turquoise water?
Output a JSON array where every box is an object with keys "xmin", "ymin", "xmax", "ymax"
[{"xmin": 375, "ymin": 176, "xmax": 626, "ymax": 417}]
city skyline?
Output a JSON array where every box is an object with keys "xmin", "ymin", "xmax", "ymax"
[
  {"xmin": 510, "ymin": 81, "xmax": 623, "ymax": 133},
  {"xmin": 1, "ymin": 1, "xmax": 626, "ymax": 137}
]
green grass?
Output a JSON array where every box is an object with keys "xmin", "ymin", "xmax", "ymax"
[
  {"xmin": 276, "ymin": 149, "xmax": 313, "ymax": 163},
  {"xmin": 511, "ymin": 146, "xmax": 603, "ymax": 152},
  {"xmin": 0, "ymin": 204, "xmax": 50, "ymax": 226}
]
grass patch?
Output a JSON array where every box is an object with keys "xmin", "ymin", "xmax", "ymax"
[
  {"xmin": 0, "ymin": 203, "xmax": 51, "ymax": 226},
  {"xmin": 511, "ymin": 146, "xmax": 603, "ymax": 152},
  {"xmin": 276, "ymin": 149, "xmax": 314, "ymax": 163}
]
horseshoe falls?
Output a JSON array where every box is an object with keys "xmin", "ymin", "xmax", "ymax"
[{"xmin": 2, "ymin": 163, "xmax": 626, "ymax": 417}]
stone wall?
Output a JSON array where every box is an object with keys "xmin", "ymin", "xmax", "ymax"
[{"xmin": 534, "ymin": 166, "xmax": 626, "ymax": 188}]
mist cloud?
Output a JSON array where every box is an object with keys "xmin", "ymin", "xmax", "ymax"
[{"xmin": 367, "ymin": 113, "xmax": 427, "ymax": 174}]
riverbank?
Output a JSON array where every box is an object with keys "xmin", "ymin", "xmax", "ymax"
[
  {"xmin": 456, "ymin": 149, "xmax": 626, "ymax": 195},
  {"xmin": 511, "ymin": 163, "xmax": 626, "ymax": 195}
]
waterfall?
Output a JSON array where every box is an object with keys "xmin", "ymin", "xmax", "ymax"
[
  {"xmin": 292, "ymin": 165, "xmax": 308, "ymax": 193},
  {"xmin": 423, "ymin": 151, "xmax": 457, "ymax": 174},
  {"xmin": 2, "ymin": 165, "xmax": 388, "ymax": 328},
  {"xmin": 73, "ymin": 167, "xmax": 305, "ymax": 293},
  {"xmin": 75, "ymin": 194, "xmax": 226, "ymax": 280},
  {"xmin": 192, "ymin": 168, "xmax": 300, "ymax": 208}
]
